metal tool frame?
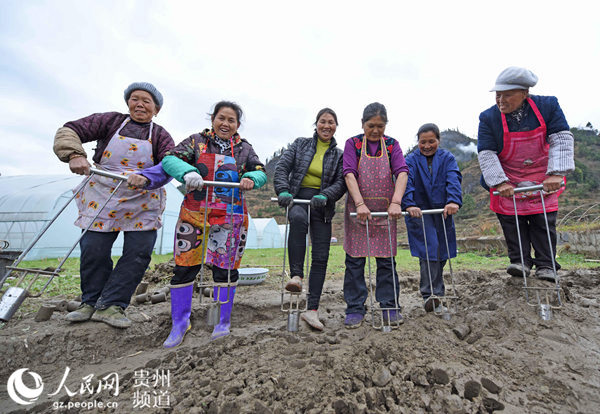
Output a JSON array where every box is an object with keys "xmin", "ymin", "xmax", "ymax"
[
  {"xmin": 270, "ymin": 197, "xmax": 312, "ymax": 331},
  {"xmin": 493, "ymin": 184, "xmax": 563, "ymax": 319},
  {"xmin": 0, "ymin": 167, "xmax": 127, "ymax": 322},
  {"xmin": 413, "ymin": 209, "xmax": 459, "ymax": 319},
  {"xmin": 349, "ymin": 211, "xmax": 403, "ymax": 331},
  {"xmin": 197, "ymin": 180, "xmax": 242, "ymax": 326}
]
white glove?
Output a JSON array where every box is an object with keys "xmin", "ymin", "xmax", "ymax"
[{"xmin": 183, "ymin": 171, "xmax": 204, "ymax": 192}]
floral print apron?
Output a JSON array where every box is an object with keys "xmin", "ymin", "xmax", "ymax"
[{"xmin": 74, "ymin": 118, "xmax": 165, "ymax": 231}]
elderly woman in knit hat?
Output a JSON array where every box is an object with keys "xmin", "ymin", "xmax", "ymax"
[
  {"xmin": 477, "ymin": 67, "xmax": 574, "ymax": 281},
  {"xmin": 53, "ymin": 82, "xmax": 175, "ymax": 328}
]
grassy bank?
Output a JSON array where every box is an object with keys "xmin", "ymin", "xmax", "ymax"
[{"xmin": 7, "ymin": 246, "xmax": 597, "ymax": 299}]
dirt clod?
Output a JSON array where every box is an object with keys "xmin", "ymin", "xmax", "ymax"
[
  {"xmin": 481, "ymin": 377, "xmax": 501, "ymax": 394},
  {"xmin": 372, "ymin": 366, "xmax": 392, "ymax": 387},
  {"xmin": 452, "ymin": 324, "xmax": 471, "ymax": 340},
  {"xmin": 464, "ymin": 380, "xmax": 481, "ymax": 401},
  {"xmin": 429, "ymin": 368, "xmax": 450, "ymax": 385},
  {"xmin": 483, "ymin": 397, "xmax": 505, "ymax": 412}
]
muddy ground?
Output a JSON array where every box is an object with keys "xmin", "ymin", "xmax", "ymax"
[{"xmin": 1, "ymin": 266, "xmax": 600, "ymax": 414}]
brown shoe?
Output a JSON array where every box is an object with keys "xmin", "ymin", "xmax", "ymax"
[
  {"xmin": 285, "ymin": 276, "xmax": 302, "ymax": 292},
  {"xmin": 424, "ymin": 297, "xmax": 441, "ymax": 313},
  {"xmin": 301, "ymin": 310, "xmax": 324, "ymax": 331}
]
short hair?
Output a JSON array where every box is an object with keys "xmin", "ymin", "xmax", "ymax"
[
  {"xmin": 417, "ymin": 123, "xmax": 440, "ymax": 140},
  {"xmin": 361, "ymin": 102, "xmax": 388, "ymax": 124}
]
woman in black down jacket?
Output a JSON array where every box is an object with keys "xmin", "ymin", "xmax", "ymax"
[{"xmin": 274, "ymin": 108, "xmax": 346, "ymax": 330}]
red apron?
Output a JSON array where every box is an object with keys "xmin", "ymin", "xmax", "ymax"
[
  {"xmin": 489, "ymin": 98, "xmax": 565, "ymax": 215},
  {"xmin": 344, "ymin": 136, "xmax": 397, "ymax": 257}
]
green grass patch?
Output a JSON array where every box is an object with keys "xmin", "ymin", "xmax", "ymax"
[{"xmin": 5, "ymin": 246, "xmax": 595, "ymax": 300}]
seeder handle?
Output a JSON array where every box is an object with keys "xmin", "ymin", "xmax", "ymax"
[
  {"xmin": 270, "ymin": 197, "xmax": 311, "ymax": 205},
  {"xmin": 350, "ymin": 209, "xmax": 444, "ymax": 217},
  {"xmin": 89, "ymin": 167, "xmax": 128, "ymax": 181},
  {"xmin": 492, "ymin": 183, "xmax": 563, "ymax": 196}
]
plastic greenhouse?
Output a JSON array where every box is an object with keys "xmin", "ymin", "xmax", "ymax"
[
  {"xmin": 0, "ymin": 175, "xmax": 183, "ymax": 260},
  {"xmin": 248, "ymin": 218, "xmax": 282, "ymax": 249}
]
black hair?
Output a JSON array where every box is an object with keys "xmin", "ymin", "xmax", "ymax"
[
  {"xmin": 417, "ymin": 123, "xmax": 440, "ymax": 140},
  {"xmin": 361, "ymin": 102, "xmax": 388, "ymax": 124},
  {"xmin": 314, "ymin": 107, "xmax": 338, "ymax": 126},
  {"xmin": 210, "ymin": 101, "xmax": 243, "ymax": 125}
]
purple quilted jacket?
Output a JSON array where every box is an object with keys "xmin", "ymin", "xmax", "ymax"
[{"xmin": 64, "ymin": 112, "xmax": 174, "ymax": 164}]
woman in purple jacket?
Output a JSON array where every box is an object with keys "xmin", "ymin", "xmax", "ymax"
[
  {"xmin": 53, "ymin": 82, "xmax": 175, "ymax": 328},
  {"xmin": 343, "ymin": 103, "xmax": 409, "ymax": 328}
]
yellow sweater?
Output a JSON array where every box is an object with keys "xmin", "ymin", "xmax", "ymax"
[{"xmin": 300, "ymin": 138, "xmax": 330, "ymax": 189}]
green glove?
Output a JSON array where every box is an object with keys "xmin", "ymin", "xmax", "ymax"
[
  {"xmin": 310, "ymin": 194, "xmax": 327, "ymax": 209},
  {"xmin": 277, "ymin": 191, "xmax": 293, "ymax": 207}
]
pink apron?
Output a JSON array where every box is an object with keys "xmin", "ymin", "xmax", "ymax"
[
  {"xmin": 489, "ymin": 98, "xmax": 565, "ymax": 215},
  {"xmin": 344, "ymin": 136, "xmax": 397, "ymax": 257},
  {"xmin": 75, "ymin": 118, "xmax": 166, "ymax": 231}
]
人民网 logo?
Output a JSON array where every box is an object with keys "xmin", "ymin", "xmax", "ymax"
[{"xmin": 7, "ymin": 368, "xmax": 44, "ymax": 405}]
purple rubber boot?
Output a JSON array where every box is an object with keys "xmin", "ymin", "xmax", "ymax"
[
  {"xmin": 344, "ymin": 313, "xmax": 364, "ymax": 329},
  {"xmin": 163, "ymin": 283, "xmax": 193, "ymax": 348},
  {"xmin": 211, "ymin": 286, "xmax": 236, "ymax": 340}
]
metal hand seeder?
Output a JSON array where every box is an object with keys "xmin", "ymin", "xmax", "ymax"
[
  {"xmin": 411, "ymin": 209, "xmax": 460, "ymax": 320},
  {"xmin": 349, "ymin": 211, "xmax": 403, "ymax": 331},
  {"xmin": 492, "ymin": 184, "xmax": 563, "ymax": 320},
  {"xmin": 270, "ymin": 197, "xmax": 312, "ymax": 332},
  {"xmin": 197, "ymin": 180, "xmax": 242, "ymax": 327},
  {"xmin": 350, "ymin": 208, "xmax": 459, "ymax": 329},
  {"xmin": 0, "ymin": 168, "xmax": 127, "ymax": 322}
]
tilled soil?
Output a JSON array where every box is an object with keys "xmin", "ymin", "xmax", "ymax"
[{"xmin": 1, "ymin": 267, "xmax": 600, "ymax": 413}]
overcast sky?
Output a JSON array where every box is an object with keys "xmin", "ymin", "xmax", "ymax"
[{"xmin": 1, "ymin": 0, "xmax": 598, "ymax": 177}]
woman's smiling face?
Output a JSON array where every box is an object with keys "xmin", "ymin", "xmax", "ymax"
[
  {"xmin": 418, "ymin": 131, "xmax": 439, "ymax": 156},
  {"xmin": 316, "ymin": 113, "xmax": 337, "ymax": 142},
  {"xmin": 212, "ymin": 107, "xmax": 239, "ymax": 140},
  {"xmin": 127, "ymin": 90, "xmax": 157, "ymax": 123}
]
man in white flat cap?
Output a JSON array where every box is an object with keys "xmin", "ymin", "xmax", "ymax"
[{"xmin": 477, "ymin": 67, "xmax": 574, "ymax": 282}]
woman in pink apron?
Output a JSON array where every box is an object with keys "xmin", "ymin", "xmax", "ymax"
[
  {"xmin": 342, "ymin": 103, "xmax": 409, "ymax": 328},
  {"xmin": 160, "ymin": 101, "xmax": 267, "ymax": 347},
  {"xmin": 477, "ymin": 67, "xmax": 574, "ymax": 281},
  {"xmin": 53, "ymin": 82, "xmax": 175, "ymax": 328}
]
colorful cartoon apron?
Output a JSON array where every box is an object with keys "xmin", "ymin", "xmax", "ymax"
[
  {"xmin": 174, "ymin": 147, "xmax": 248, "ymax": 270},
  {"xmin": 489, "ymin": 98, "xmax": 565, "ymax": 215},
  {"xmin": 75, "ymin": 118, "xmax": 165, "ymax": 231},
  {"xmin": 344, "ymin": 136, "xmax": 397, "ymax": 257}
]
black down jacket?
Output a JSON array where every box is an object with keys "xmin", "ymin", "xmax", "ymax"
[{"xmin": 274, "ymin": 133, "xmax": 346, "ymax": 221}]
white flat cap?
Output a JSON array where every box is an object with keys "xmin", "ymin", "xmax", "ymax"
[{"xmin": 491, "ymin": 67, "xmax": 538, "ymax": 92}]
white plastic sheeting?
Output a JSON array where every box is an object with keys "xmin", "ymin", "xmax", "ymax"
[
  {"xmin": 245, "ymin": 217, "xmax": 282, "ymax": 249},
  {"xmin": 0, "ymin": 175, "xmax": 183, "ymax": 260}
]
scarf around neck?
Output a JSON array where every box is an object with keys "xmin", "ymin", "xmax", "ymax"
[{"xmin": 201, "ymin": 128, "xmax": 242, "ymax": 155}]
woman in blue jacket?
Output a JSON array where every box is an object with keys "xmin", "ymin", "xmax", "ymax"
[{"xmin": 402, "ymin": 123, "xmax": 462, "ymax": 312}]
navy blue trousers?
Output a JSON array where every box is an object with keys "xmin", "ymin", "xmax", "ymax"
[
  {"xmin": 419, "ymin": 259, "xmax": 446, "ymax": 299},
  {"xmin": 79, "ymin": 230, "xmax": 156, "ymax": 309},
  {"xmin": 496, "ymin": 211, "xmax": 560, "ymax": 270},
  {"xmin": 343, "ymin": 254, "xmax": 399, "ymax": 315}
]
